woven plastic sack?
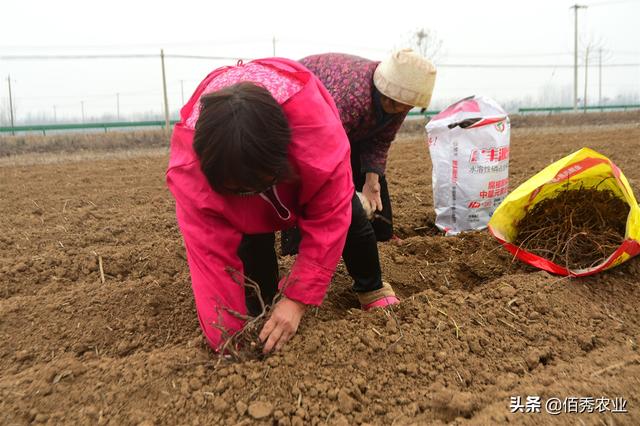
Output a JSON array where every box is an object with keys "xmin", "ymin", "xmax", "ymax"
[
  {"xmin": 489, "ymin": 147, "xmax": 640, "ymax": 276},
  {"xmin": 426, "ymin": 95, "xmax": 510, "ymax": 235}
]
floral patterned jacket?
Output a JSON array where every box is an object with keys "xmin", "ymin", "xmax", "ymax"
[{"xmin": 300, "ymin": 53, "xmax": 409, "ymax": 176}]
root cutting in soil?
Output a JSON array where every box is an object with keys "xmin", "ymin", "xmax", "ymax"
[
  {"xmin": 213, "ymin": 267, "xmax": 291, "ymax": 363},
  {"xmin": 514, "ymin": 185, "xmax": 629, "ymax": 270}
]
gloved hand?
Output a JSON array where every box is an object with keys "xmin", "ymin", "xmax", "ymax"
[{"xmin": 356, "ymin": 191, "xmax": 375, "ymax": 220}]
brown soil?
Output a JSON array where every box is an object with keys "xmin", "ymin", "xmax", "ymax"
[
  {"xmin": 0, "ymin": 130, "xmax": 168, "ymax": 158},
  {"xmin": 514, "ymin": 188, "xmax": 630, "ymax": 270},
  {"xmin": 1, "ymin": 113, "xmax": 640, "ymax": 425}
]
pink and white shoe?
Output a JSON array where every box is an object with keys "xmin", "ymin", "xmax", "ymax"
[
  {"xmin": 358, "ymin": 282, "xmax": 400, "ymax": 311},
  {"xmin": 362, "ymin": 295, "xmax": 400, "ymax": 311},
  {"xmin": 390, "ymin": 235, "xmax": 404, "ymax": 246}
]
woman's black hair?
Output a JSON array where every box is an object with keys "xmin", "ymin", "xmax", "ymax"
[{"xmin": 193, "ymin": 82, "xmax": 292, "ymax": 194}]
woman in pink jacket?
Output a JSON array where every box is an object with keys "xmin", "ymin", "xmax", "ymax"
[{"xmin": 166, "ymin": 58, "xmax": 398, "ymax": 354}]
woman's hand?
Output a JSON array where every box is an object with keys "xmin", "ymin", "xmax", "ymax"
[
  {"xmin": 356, "ymin": 192, "xmax": 375, "ymax": 220},
  {"xmin": 259, "ymin": 297, "xmax": 307, "ymax": 354},
  {"xmin": 362, "ymin": 172, "xmax": 383, "ymax": 213}
]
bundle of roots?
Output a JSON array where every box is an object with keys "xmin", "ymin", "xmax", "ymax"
[
  {"xmin": 514, "ymin": 186, "xmax": 628, "ymax": 270},
  {"xmin": 214, "ymin": 267, "xmax": 289, "ymax": 363}
]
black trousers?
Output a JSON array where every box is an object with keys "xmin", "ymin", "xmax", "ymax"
[
  {"xmin": 240, "ymin": 193, "xmax": 383, "ymax": 316},
  {"xmin": 281, "ymin": 146, "xmax": 393, "ymax": 256},
  {"xmin": 352, "ymin": 173, "xmax": 393, "ymax": 242},
  {"xmin": 350, "ymin": 140, "xmax": 393, "ymax": 242}
]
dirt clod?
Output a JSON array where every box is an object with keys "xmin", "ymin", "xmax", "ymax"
[
  {"xmin": 247, "ymin": 401, "xmax": 273, "ymax": 419},
  {"xmin": 235, "ymin": 401, "xmax": 247, "ymax": 416},
  {"xmin": 337, "ymin": 389, "xmax": 356, "ymax": 414},
  {"xmin": 212, "ymin": 397, "xmax": 229, "ymax": 413}
]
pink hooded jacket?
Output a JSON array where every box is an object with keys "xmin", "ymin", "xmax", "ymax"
[{"xmin": 166, "ymin": 58, "xmax": 354, "ymax": 349}]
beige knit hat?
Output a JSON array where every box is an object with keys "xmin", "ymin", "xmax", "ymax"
[{"xmin": 373, "ymin": 48, "xmax": 437, "ymax": 108}]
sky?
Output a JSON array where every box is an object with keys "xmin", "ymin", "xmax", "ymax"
[{"xmin": 0, "ymin": 0, "xmax": 639, "ymax": 123}]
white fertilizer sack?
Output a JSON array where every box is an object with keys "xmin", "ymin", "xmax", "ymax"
[{"xmin": 426, "ymin": 95, "xmax": 510, "ymax": 235}]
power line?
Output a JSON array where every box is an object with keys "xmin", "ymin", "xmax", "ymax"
[
  {"xmin": 18, "ymin": 89, "xmax": 161, "ymax": 100},
  {"xmin": 0, "ymin": 53, "xmax": 242, "ymax": 60},
  {"xmin": 0, "ymin": 38, "xmax": 272, "ymax": 50},
  {"xmin": 0, "ymin": 54, "xmax": 157, "ymax": 60},
  {"xmin": 166, "ymin": 54, "xmax": 245, "ymax": 60},
  {"xmin": 446, "ymin": 50, "xmax": 639, "ymax": 58},
  {"xmin": 2, "ymin": 53, "xmax": 637, "ymax": 67},
  {"xmin": 612, "ymin": 50, "xmax": 640, "ymax": 55},
  {"xmin": 436, "ymin": 63, "xmax": 639, "ymax": 68},
  {"xmin": 446, "ymin": 52, "xmax": 573, "ymax": 58},
  {"xmin": 4, "ymin": 50, "xmax": 633, "ymax": 60},
  {"xmin": 587, "ymin": 0, "xmax": 640, "ymax": 6}
]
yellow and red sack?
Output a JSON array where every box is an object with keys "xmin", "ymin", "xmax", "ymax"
[{"xmin": 489, "ymin": 147, "xmax": 640, "ymax": 276}]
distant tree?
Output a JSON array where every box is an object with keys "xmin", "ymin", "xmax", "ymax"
[
  {"xmin": 613, "ymin": 92, "xmax": 640, "ymax": 105},
  {"xmin": 403, "ymin": 27, "xmax": 444, "ymax": 62},
  {"xmin": 579, "ymin": 35, "xmax": 613, "ymax": 107},
  {"xmin": 537, "ymin": 83, "xmax": 573, "ymax": 107}
]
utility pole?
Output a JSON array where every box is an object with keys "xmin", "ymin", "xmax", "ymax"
[
  {"xmin": 7, "ymin": 75, "xmax": 15, "ymax": 135},
  {"xmin": 584, "ymin": 46, "xmax": 589, "ymax": 113},
  {"xmin": 160, "ymin": 49, "xmax": 170, "ymax": 137},
  {"xmin": 180, "ymin": 80, "xmax": 185, "ymax": 105},
  {"xmin": 81, "ymin": 101, "xmax": 85, "ymax": 123},
  {"xmin": 571, "ymin": 4, "xmax": 587, "ymax": 111},
  {"xmin": 598, "ymin": 48, "xmax": 603, "ymax": 106},
  {"xmin": 272, "ymin": 36, "xmax": 276, "ymax": 56},
  {"xmin": 116, "ymin": 93, "xmax": 120, "ymax": 121},
  {"xmin": 53, "ymin": 105, "xmax": 57, "ymax": 123}
]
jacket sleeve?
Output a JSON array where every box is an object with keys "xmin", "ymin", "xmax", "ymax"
[
  {"xmin": 167, "ymin": 167, "xmax": 247, "ymax": 349},
  {"xmin": 280, "ymin": 155, "xmax": 353, "ymax": 306},
  {"xmin": 359, "ymin": 113, "xmax": 407, "ymax": 176}
]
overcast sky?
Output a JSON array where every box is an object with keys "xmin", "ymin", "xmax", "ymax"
[{"xmin": 1, "ymin": 0, "xmax": 639, "ymax": 123}]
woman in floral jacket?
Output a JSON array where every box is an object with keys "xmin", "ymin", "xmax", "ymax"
[{"xmin": 282, "ymin": 49, "xmax": 436, "ymax": 254}]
